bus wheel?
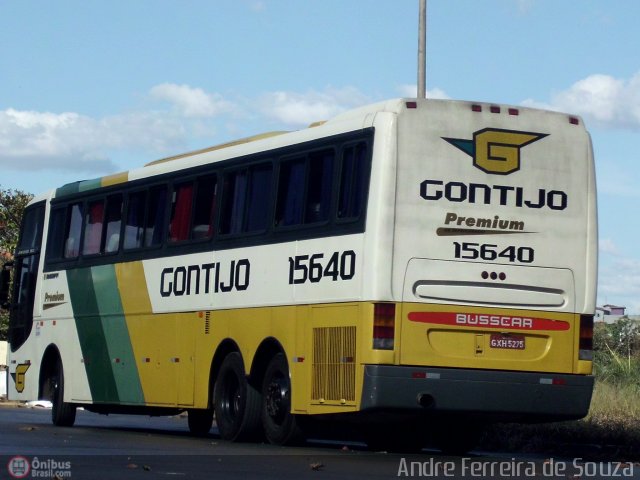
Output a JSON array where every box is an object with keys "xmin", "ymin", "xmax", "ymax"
[
  {"xmin": 213, "ymin": 352, "xmax": 261, "ymax": 441},
  {"xmin": 51, "ymin": 358, "xmax": 76, "ymax": 427},
  {"xmin": 261, "ymin": 353, "xmax": 303, "ymax": 445},
  {"xmin": 187, "ymin": 408, "xmax": 214, "ymax": 436}
]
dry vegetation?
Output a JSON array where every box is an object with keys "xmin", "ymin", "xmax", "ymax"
[{"xmin": 479, "ymin": 319, "xmax": 640, "ymax": 461}]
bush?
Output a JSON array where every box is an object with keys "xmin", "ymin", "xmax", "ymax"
[{"xmin": 593, "ymin": 318, "xmax": 640, "ymax": 390}]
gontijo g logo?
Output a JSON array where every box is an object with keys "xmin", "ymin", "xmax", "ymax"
[{"xmin": 443, "ymin": 128, "xmax": 548, "ymax": 175}]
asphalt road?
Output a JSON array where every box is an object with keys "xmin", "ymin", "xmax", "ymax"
[{"xmin": 0, "ymin": 404, "xmax": 636, "ymax": 480}]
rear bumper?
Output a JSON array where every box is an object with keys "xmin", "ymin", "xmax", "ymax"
[{"xmin": 360, "ymin": 365, "xmax": 594, "ymax": 422}]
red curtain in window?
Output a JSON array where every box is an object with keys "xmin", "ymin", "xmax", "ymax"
[
  {"xmin": 84, "ymin": 202, "xmax": 104, "ymax": 254},
  {"xmin": 170, "ymin": 184, "xmax": 193, "ymax": 242}
]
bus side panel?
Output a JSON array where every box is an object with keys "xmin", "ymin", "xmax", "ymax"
[{"xmin": 116, "ymin": 261, "xmax": 194, "ymax": 406}]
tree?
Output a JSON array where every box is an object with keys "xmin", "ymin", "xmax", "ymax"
[
  {"xmin": 0, "ymin": 187, "xmax": 33, "ymax": 258},
  {"xmin": 0, "ymin": 187, "xmax": 34, "ymax": 341}
]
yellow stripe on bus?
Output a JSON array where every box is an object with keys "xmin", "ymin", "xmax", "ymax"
[{"xmin": 115, "ymin": 261, "xmax": 180, "ymax": 406}]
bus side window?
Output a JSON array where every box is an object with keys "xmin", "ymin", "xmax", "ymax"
[
  {"xmin": 103, "ymin": 194, "xmax": 123, "ymax": 253},
  {"xmin": 82, "ymin": 199, "xmax": 105, "ymax": 256},
  {"xmin": 275, "ymin": 149, "xmax": 334, "ymax": 228},
  {"xmin": 276, "ymin": 158, "xmax": 305, "ymax": 227},
  {"xmin": 192, "ymin": 175, "xmax": 217, "ymax": 240},
  {"xmin": 47, "ymin": 208, "xmax": 66, "ymax": 261},
  {"xmin": 220, "ymin": 170, "xmax": 247, "ymax": 235},
  {"xmin": 338, "ymin": 143, "xmax": 368, "ymax": 220},
  {"xmin": 306, "ymin": 149, "xmax": 334, "ymax": 224},
  {"xmin": 145, "ymin": 186, "xmax": 168, "ymax": 247},
  {"xmin": 64, "ymin": 202, "xmax": 83, "ymax": 259},
  {"xmin": 245, "ymin": 163, "xmax": 272, "ymax": 232},
  {"xmin": 168, "ymin": 181, "xmax": 194, "ymax": 243},
  {"xmin": 124, "ymin": 191, "xmax": 146, "ymax": 250},
  {"xmin": 221, "ymin": 163, "xmax": 272, "ymax": 235}
]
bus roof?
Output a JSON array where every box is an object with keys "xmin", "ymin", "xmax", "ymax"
[{"xmin": 46, "ymin": 98, "xmax": 584, "ymax": 202}]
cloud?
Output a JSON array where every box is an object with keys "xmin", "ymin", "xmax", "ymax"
[
  {"xmin": 515, "ymin": 0, "xmax": 536, "ymax": 15},
  {"xmin": 397, "ymin": 84, "xmax": 451, "ymax": 100},
  {"xmin": 0, "ymin": 109, "xmax": 116, "ymax": 172},
  {"xmin": 522, "ymin": 72, "xmax": 640, "ymax": 130},
  {"xmin": 599, "ymin": 238, "xmax": 620, "ymax": 255},
  {"xmin": 150, "ymin": 83, "xmax": 234, "ymax": 118},
  {"xmin": 248, "ymin": 1, "xmax": 266, "ymax": 13},
  {"xmin": 0, "ymin": 83, "xmax": 375, "ymax": 174},
  {"xmin": 0, "ymin": 106, "xmax": 202, "ymax": 173},
  {"xmin": 258, "ymin": 87, "xmax": 370, "ymax": 127}
]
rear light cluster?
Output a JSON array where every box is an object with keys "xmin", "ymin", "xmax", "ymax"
[
  {"xmin": 470, "ymin": 103, "xmax": 580, "ymax": 125},
  {"xmin": 579, "ymin": 314, "xmax": 594, "ymax": 361},
  {"xmin": 471, "ymin": 104, "xmax": 519, "ymax": 115},
  {"xmin": 373, "ymin": 303, "xmax": 395, "ymax": 350}
]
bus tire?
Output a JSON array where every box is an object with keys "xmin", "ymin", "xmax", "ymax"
[
  {"xmin": 51, "ymin": 358, "xmax": 77, "ymax": 427},
  {"xmin": 261, "ymin": 353, "xmax": 303, "ymax": 445},
  {"xmin": 213, "ymin": 352, "xmax": 261, "ymax": 442},
  {"xmin": 187, "ymin": 408, "xmax": 214, "ymax": 436}
]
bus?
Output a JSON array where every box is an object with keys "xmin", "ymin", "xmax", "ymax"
[{"xmin": 2, "ymin": 98, "xmax": 596, "ymax": 452}]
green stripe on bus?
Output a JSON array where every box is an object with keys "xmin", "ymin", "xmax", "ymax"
[
  {"xmin": 56, "ymin": 178, "xmax": 103, "ymax": 198},
  {"xmin": 55, "ymin": 182, "xmax": 81, "ymax": 198},
  {"xmin": 66, "ymin": 268, "xmax": 120, "ymax": 403},
  {"xmin": 91, "ymin": 265, "xmax": 145, "ymax": 404},
  {"xmin": 78, "ymin": 178, "xmax": 103, "ymax": 192}
]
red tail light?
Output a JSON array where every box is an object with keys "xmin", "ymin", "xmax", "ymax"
[
  {"xmin": 373, "ymin": 303, "xmax": 395, "ymax": 350},
  {"xmin": 579, "ymin": 314, "xmax": 594, "ymax": 360}
]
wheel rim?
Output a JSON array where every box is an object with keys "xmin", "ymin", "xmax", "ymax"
[
  {"xmin": 220, "ymin": 371, "xmax": 241, "ymax": 422},
  {"xmin": 265, "ymin": 372, "xmax": 289, "ymax": 425}
]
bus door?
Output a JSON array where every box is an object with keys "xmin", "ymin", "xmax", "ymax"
[{"xmin": 8, "ymin": 202, "xmax": 46, "ymax": 353}]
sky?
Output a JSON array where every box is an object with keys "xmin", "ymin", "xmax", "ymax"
[{"xmin": 0, "ymin": 0, "xmax": 639, "ymax": 312}]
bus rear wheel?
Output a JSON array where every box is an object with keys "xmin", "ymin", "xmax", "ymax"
[
  {"xmin": 261, "ymin": 353, "xmax": 303, "ymax": 445},
  {"xmin": 213, "ymin": 352, "xmax": 261, "ymax": 441},
  {"xmin": 50, "ymin": 358, "xmax": 76, "ymax": 427}
]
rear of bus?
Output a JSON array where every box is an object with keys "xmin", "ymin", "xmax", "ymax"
[{"xmin": 361, "ymin": 99, "xmax": 596, "ymax": 422}]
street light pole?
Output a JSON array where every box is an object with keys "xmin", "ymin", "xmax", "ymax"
[{"xmin": 417, "ymin": 0, "xmax": 427, "ymax": 98}]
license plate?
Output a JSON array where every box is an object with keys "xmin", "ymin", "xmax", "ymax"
[{"xmin": 490, "ymin": 334, "xmax": 525, "ymax": 350}]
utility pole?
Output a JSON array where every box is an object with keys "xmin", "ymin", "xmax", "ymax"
[{"xmin": 417, "ymin": 0, "xmax": 427, "ymax": 98}]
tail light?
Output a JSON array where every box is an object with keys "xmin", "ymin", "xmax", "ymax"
[
  {"xmin": 579, "ymin": 314, "xmax": 594, "ymax": 361},
  {"xmin": 373, "ymin": 303, "xmax": 395, "ymax": 350}
]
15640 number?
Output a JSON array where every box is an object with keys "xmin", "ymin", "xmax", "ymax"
[
  {"xmin": 288, "ymin": 250, "xmax": 356, "ymax": 284},
  {"xmin": 453, "ymin": 242, "xmax": 534, "ymax": 264}
]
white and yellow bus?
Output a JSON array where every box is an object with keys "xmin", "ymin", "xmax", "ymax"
[{"xmin": 3, "ymin": 98, "xmax": 597, "ymax": 451}]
